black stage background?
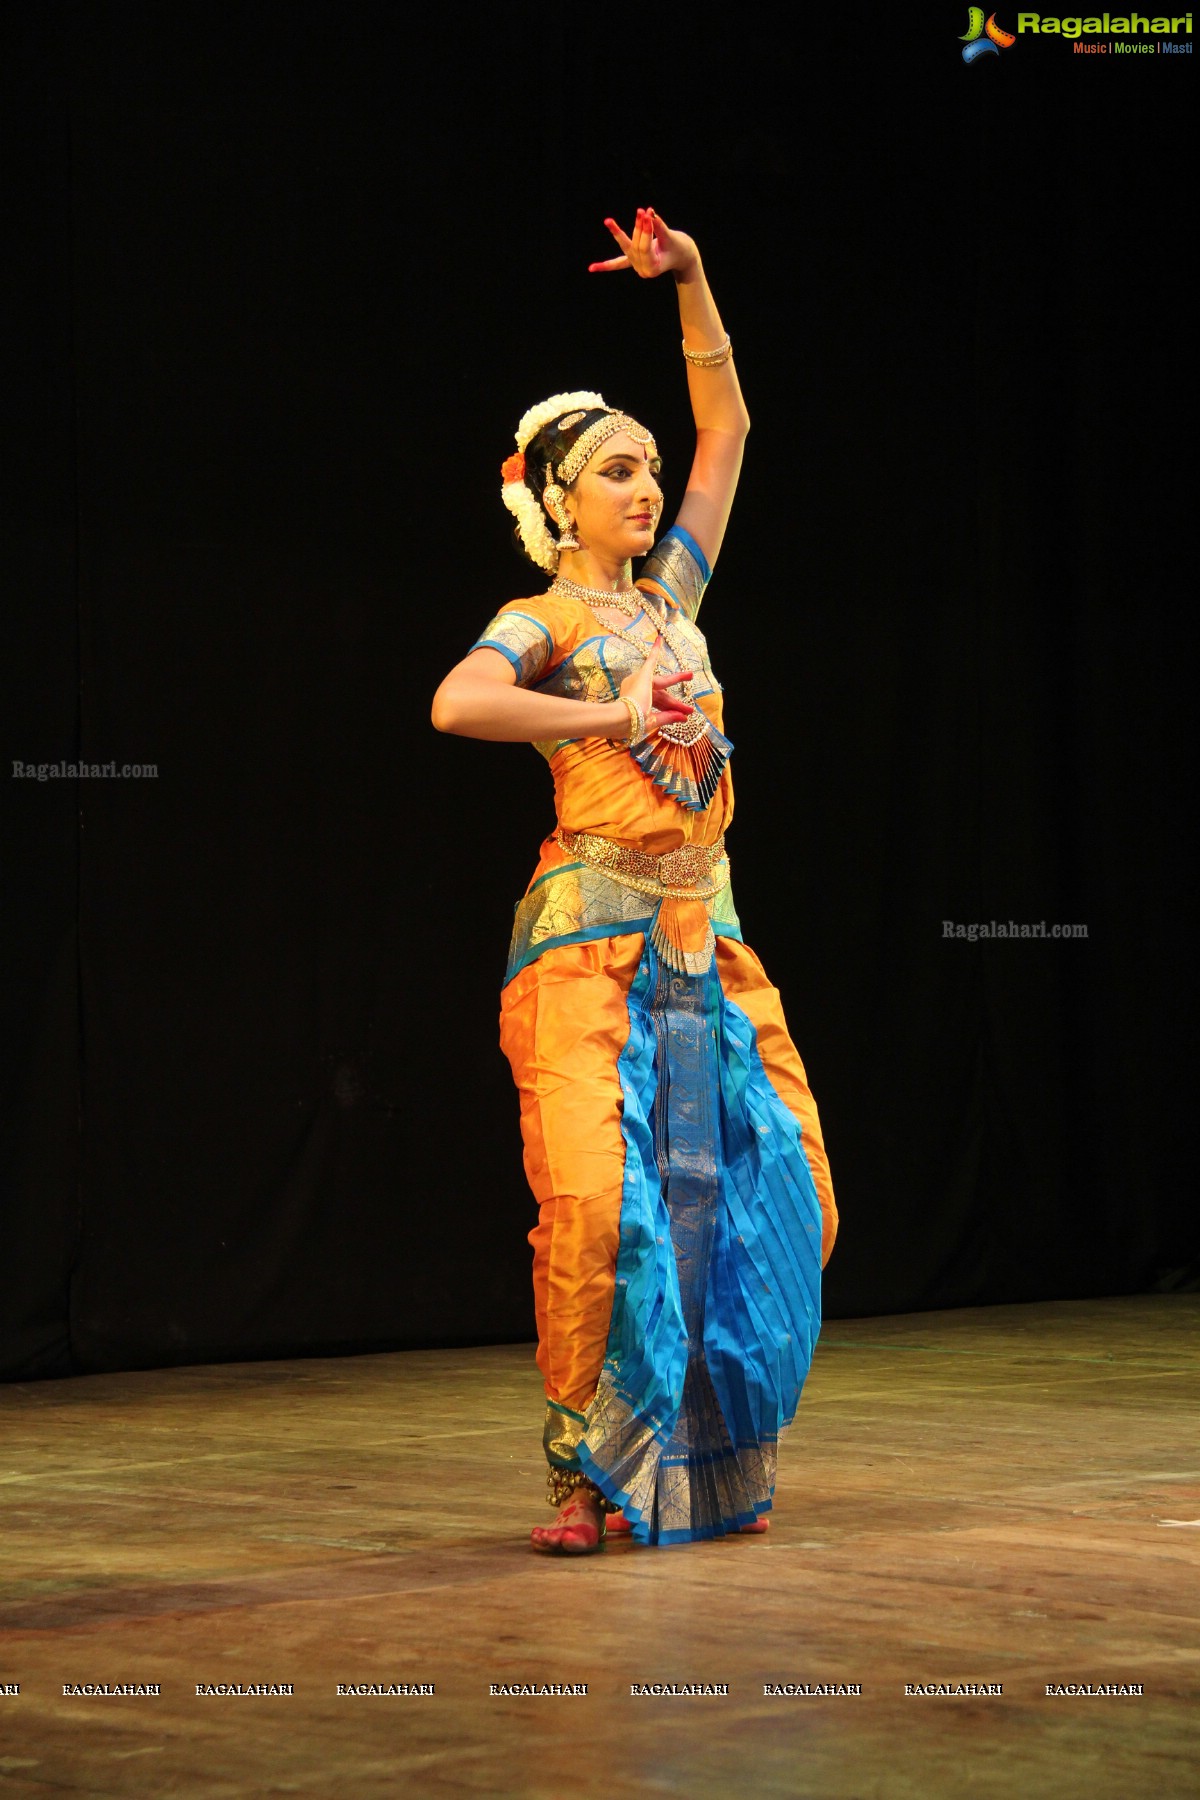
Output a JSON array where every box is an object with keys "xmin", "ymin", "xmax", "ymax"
[{"xmin": 1, "ymin": 4, "xmax": 1192, "ymax": 1379}]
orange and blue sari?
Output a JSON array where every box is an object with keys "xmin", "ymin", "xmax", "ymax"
[{"xmin": 475, "ymin": 526, "xmax": 838, "ymax": 1544}]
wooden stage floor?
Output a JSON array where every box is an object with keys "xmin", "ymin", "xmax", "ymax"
[{"xmin": 1, "ymin": 1296, "xmax": 1196, "ymax": 1798}]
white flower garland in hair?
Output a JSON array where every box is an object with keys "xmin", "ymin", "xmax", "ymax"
[
  {"xmin": 499, "ymin": 476, "xmax": 559, "ymax": 574},
  {"xmin": 515, "ymin": 390, "xmax": 608, "ymax": 454},
  {"xmin": 500, "ymin": 389, "xmax": 610, "ymax": 574}
]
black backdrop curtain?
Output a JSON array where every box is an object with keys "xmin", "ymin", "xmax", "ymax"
[{"xmin": 1, "ymin": 3, "xmax": 1192, "ymax": 1378}]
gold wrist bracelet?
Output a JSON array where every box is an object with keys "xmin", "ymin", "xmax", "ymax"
[
  {"xmin": 682, "ymin": 334, "xmax": 733, "ymax": 368},
  {"xmin": 610, "ymin": 695, "xmax": 646, "ymax": 745}
]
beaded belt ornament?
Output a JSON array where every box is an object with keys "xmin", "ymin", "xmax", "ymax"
[{"xmin": 556, "ymin": 828, "xmax": 729, "ymax": 900}]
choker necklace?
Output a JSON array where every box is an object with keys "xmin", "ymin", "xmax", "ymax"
[{"xmin": 549, "ymin": 573, "xmax": 639, "ymax": 605}]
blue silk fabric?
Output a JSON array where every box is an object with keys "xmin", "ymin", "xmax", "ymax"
[{"xmin": 576, "ymin": 940, "xmax": 824, "ymax": 1545}]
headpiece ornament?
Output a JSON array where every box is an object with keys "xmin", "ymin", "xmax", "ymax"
[
  {"xmin": 500, "ymin": 389, "xmax": 653, "ymax": 573},
  {"xmin": 555, "ymin": 411, "xmax": 652, "ymax": 485}
]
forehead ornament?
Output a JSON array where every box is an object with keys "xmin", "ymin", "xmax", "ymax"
[{"xmin": 556, "ymin": 411, "xmax": 653, "ymax": 486}]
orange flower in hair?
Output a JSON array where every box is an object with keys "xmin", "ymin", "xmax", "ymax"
[{"xmin": 501, "ymin": 452, "xmax": 526, "ymax": 484}]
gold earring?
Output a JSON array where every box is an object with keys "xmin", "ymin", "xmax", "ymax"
[{"xmin": 543, "ymin": 468, "xmax": 580, "ymax": 554}]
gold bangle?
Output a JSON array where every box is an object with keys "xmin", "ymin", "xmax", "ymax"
[
  {"xmin": 682, "ymin": 334, "xmax": 732, "ymax": 368},
  {"xmin": 610, "ymin": 695, "xmax": 645, "ymax": 745}
]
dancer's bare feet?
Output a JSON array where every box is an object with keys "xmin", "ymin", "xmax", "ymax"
[
  {"xmin": 530, "ymin": 1488, "xmax": 606, "ymax": 1554},
  {"xmin": 606, "ymin": 1512, "xmax": 769, "ymax": 1536}
]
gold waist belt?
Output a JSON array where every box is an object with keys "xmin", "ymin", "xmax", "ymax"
[{"xmin": 556, "ymin": 827, "xmax": 729, "ymax": 900}]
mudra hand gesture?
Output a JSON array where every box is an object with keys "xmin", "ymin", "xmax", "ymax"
[
  {"xmin": 620, "ymin": 634, "xmax": 694, "ymax": 737},
  {"xmin": 589, "ymin": 207, "xmax": 701, "ymax": 282}
]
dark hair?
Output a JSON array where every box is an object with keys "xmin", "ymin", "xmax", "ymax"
[{"xmin": 510, "ymin": 408, "xmax": 609, "ymax": 569}]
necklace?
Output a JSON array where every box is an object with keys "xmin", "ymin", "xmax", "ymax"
[
  {"xmin": 554, "ymin": 583, "xmax": 676, "ymax": 669},
  {"xmin": 549, "ymin": 578, "xmax": 694, "ymax": 710},
  {"xmin": 548, "ymin": 573, "xmax": 640, "ymax": 606},
  {"xmin": 550, "ymin": 579, "xmax": 690, "ymax": 684}
]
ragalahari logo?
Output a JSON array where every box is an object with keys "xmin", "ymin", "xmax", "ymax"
[{"xmin": 961, "ymin": 8, "xmax": 1017, "ymax": 58}]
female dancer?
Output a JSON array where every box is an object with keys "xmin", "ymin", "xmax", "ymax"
[{"xmin": 432, "ymin": 208, "xmax": 838, "ymax": 1552}]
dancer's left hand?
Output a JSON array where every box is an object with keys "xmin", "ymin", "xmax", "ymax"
[{"xmin": 588, "ymin": 207, "xmax": 701, "ymax": 280}]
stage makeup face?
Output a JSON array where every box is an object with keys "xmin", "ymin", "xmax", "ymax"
[{"xmin": 561, "ymin": 430, "xmax": 663, "ymax": 563}]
